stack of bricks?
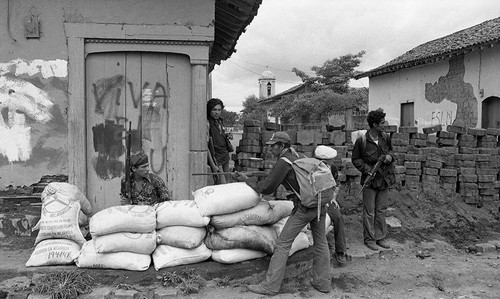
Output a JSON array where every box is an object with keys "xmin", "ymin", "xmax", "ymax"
[
  {"xmin": 404, "ymin": 148, "xmax": 424, "ymax": 190},
  {"xmin": 391, "ymin": 126, "xmax": 411, "ymax": 166},
  {"xmin": 234, "ymin": 120, "xmax": 264, "ymax": 172},
  {"xmin": 476, "ymin": 128, "xmax": 500, "ymax": 204},
  {"xmin": 341, "ymin": 158, "xmax": 362, "ymax": 197}
]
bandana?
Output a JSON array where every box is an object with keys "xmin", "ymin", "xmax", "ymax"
[{"xmin": 130, "ymin": 153, "xmax": 148, "ymax": 168}]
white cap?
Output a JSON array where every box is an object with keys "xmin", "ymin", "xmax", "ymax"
[{"xmin": 314, "ymin": 145, "xmax": 337, "ymax": 159}]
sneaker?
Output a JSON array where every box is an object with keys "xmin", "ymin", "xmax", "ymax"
[
  {"xmin": 376, "ymin": 239, "xmax": 391, "ymax": 249},
  {"xmin": 310, "ymin": 279, "xmax": 331, "ymax": 293},
  {"xmin": 335, "ymin": 252, "xmax": 347, "ymax": 264},
  {"xmin": 365, "ymin": 242, "xmax": 379, "ymax": 251},
  {"xmin": 246, "ymin": 284, "xmax": 277, "ymax": 296}
]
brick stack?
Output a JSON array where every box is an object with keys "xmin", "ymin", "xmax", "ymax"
[
  {"xmin": 404, "ymin": 149, "xmax": 425, "ymax": 190},
  {"xmin": 234, "ymin": 120, "xmax": 263, "ymax": 172},
  {"xmin": 476, "ymin": 128, "xmax": 500, "ymax": 204},
  {"xmin": 341, "ymin": 158, "xmax": 362, "ymax": 197}
]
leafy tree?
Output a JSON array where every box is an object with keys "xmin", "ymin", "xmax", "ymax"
[
  {"xmin": 239, "ymin": 94, "xmax": 268, "ymax": 124},
  {"xmin": 292, "ymin": 51, "xmax": 366, "ymax": 94},
  {"xmin": 221, "ymin": 109, "xmax": 238, "ymax": 126}
]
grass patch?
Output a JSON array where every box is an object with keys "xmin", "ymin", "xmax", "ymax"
[
  {"xmin": 34, "ymin": 271, "xmax": 93, "ymax": 299},
  {"xmin": 158, "ymin": 268, "xmax": 206, "ymax": 295}
]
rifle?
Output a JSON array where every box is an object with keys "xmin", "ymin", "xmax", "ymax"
[
  {"xmin": 124, "ymin": 121, "xmax": 132, "ymax": 204},
  {"xmin": 192, "ymin": 171, "xmax": 268, "ymax": 177},
  {"xmin": 356, "ymin": 157, "xmax": 384, "ymax": 198}
]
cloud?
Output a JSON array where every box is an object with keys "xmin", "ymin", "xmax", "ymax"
[{"xmin": 212, "ymin": 0, "xmax": 500, "ymax": 112}]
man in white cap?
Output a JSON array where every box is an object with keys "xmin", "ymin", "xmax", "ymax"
[{"xmin": 314, "ymin": 145, "xmax": 348, "ymax": 264}]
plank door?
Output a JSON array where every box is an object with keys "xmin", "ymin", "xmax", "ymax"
[
  {"xmin": 400, "ymin": 102, "xmax": 414, "ymax": 127},
  {"xmin": 85, "ymin": 52, "xmax": 169, "ymax": 212}
]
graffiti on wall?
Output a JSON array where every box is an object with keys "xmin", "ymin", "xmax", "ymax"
[
  {"xmin": 90, "ymin": 75, "xmax": 169, "ymax": 179},
  {"xmin": 425, "ymin": 56, "xmax": 477, "ymax": 127},
  {"xmin": 415, "ymin": 108, "xmax": 456, "ymax": 127},
  {"xmin": 0, "ymin": 59, "xmax": 67, "ymax": 163}
]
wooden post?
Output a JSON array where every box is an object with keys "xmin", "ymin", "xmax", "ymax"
[{"xmin": 345, "ymin": 108, "xmax": 354, "ymax": 130}]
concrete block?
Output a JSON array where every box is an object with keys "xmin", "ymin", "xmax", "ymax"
[
  {"xmin": 328, "ymin": 130, "xmax": 345, "ymax": 145},
  {"xmin": 296, "ymin": 130, "xmax": 315, "ymax": 145},
  {"xmin": 154, "ymin": 288, "xmax": 179, "ymax": 298},
  {"xmin": 467, "ymin": 128, "xmax": 487, "ymax": 136},
  {"xmin": 112, "ymin": 289, "xmax": 138, "ymax": 299},
  {"xmin": 398, "ymin": 126, "xmax": 418, "ymax": 133},
  {"xmin": 475, "ymin": 243, "xmax": 497, "ymax": 253},
  {"xmin": 422, "ymin": 124, "xmax": 442, "ymax": 134}
]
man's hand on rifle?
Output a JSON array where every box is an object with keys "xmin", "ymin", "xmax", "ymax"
[{"xmin": 382, "ymin": 154, "xmax": 392, "ymax": 164}]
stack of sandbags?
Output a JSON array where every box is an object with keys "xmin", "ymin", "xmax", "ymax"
[
  {"xmin": 152, "ymin": 200, "xmax": 211, "ymax": 270},
  {"xmin": 76, "ymin": 205, "xmax": 156, "ymax": 271},
  {"xmin": 26, "ymin": 183, "xmax": 92, "ymax": 267},
  {"xmin": 199, "ymin": 185, "xmax": 295, "ymax": 264}
]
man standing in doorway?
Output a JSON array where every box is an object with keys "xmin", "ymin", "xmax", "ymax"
[{"xmin": 352, "ymin": 109, "xmax": 396, "ymax": 251}]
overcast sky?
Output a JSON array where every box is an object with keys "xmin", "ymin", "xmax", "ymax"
[{"xmin": 211, "ymin": 0, "xmax": 500, "ymax": 113}]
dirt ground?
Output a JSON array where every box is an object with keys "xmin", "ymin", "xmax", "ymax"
[{"xmin": 1, "ymin": 185, "xmax": 500, "ymax": 298}]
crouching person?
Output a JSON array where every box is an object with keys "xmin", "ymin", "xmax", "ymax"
[
  {"xmin": 233, "ymin": 132, "xmax": 331, "ymax": 295},
  {"xmin": 314, "ymin": 145, "xmax": 348, "ymax": 264},
  {"xmin": 120, "ymin": 153, "xmax": 172, "ymax": 205}
]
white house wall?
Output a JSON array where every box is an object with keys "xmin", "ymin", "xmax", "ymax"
[{"xmin": 368, "ymin": 46, "xmax": 500, "ymax": 132}]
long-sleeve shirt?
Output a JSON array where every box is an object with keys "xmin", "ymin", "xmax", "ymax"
[{"xmin": 120, "ymin": 173, "xmax": 171, "ymax": 205}]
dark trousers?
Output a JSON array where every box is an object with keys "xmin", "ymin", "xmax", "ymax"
[
  {"xmin": 362, "ymin": 187, "xmax": 388, "ymax": 244},
  {"xmin": 326, "ymin": 206, "xmax": 347, "ymax": 253}
]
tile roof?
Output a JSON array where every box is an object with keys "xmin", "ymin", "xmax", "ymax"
[
  {"xmin": 355, "ymin": 16, "xmax": 500, "ymax": 79},
  {"xmin": 258, "ymin": 83, "xmax": 307, "ymax": 104}
]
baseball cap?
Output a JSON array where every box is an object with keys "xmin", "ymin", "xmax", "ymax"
[
  {"xmin": 314, "ymin": 145, "xmax": 337, "ymax": 159},
  {"xmin": 266, "ymin": 132, "xmax": 291, "ymax": 145}
]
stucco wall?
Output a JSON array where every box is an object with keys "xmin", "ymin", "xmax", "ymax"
[
  {"xmin": 0, "ymin": 0, "xmax": 214, "ymax": 190},
  {"xmin": 368, "ymin": 46, "xmax": 500, "ymax": 132}
]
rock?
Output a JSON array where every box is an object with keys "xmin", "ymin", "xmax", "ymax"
[
  {"xmin": 475, "ymin": 243, "xmax": 497, "ymax": 253},
  {"xmin": 385, "ymin": 216, "xmax": 402, "ymax": 228}
]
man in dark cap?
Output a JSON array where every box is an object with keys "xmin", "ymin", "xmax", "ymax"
[
  {"xmin": 120, "ymin": 153, "xmax": 171, "ymax": 205},
  {"xmin": 233, "ymin": 132, "xmax": 332, "ymax": 295}
]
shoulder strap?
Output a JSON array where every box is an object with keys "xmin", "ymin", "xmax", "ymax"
[
  {"xmin": 361, "ymin": 133, "xmax": 367, "ymax": 152},
  {"xmin": 279, "ymin": 157, "xmax": 300, "ymax": 199}
]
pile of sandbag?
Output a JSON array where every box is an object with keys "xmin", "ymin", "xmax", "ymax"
[
  {"xmin": 195, "ymin": 183, "xmax": 308, "ymax": 264},
  {"xmin": 76, "ymin": 205, "xmax": 156, "ymax": 271},
  {"xmin": 26, "ymin": 182, "xmax": 92, "ymax": 267},
  {"xmin": 152, "ymin": 200, "xmax": 211, "ymax": 270}
]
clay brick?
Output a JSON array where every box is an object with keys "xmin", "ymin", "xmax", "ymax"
[
  {"xmin": 463, "ymin": 195, "xmax": 478, "ymax": 204},
  {"xmin": 477, "ymin": 175, "xmax": 496, "ymax": 182},
  {"xmin": 479, "ymin": 148, "xmax": 499, "ymax": 155},
  {"xmin": 243, "ymin": 132, "xmax": 262, "ymax": 140},
  {"xmin": 422, "ymin": 174, "xmax": 439, "ymax": 183},
  {"xmin": 478, "ymin": 181, "xmax": 495, "ymax": 189},
  {"xmin": 243, "ymin": 126, "xmax": 261, "ymax": 134},
  {"xmin": 486, "ymin": 128, "xmax": 500, "ymax": 136},
  {"xmin": 405, "ymin": 175, "xmax": 420, "ymax": 183},
  {"xmin": 454, "ymin": 160, "xmax": 476, "ymax": 168},
  {"xmin": 427, "ymin": 153, "xmax": 445, "ymax": 163},
  {"xmin": 296, "ymin": 130, "xmax": 315, "ymax": 145},
  {"xmin": 328, "ymin": 130, "xmax": 346, "ymax": 146},
  {"xmin": 437, "ymin": 131, "xmax": 456, "ymax": 139},
  {"xmin": 239, "ymin": 139, "xmax": 260, "ymax": 146},
  {"xmin": 475, "ymin": 243, "xmax": 497, "ymax": 253},
  {"xmin": 392, "ymin": 138, "xmax": 410, "ymax": 146},
  {"xmin": 423, "ymin": 168, "xmax": 439, "ymax": 175},
  {"xmin": 384, "ymin": 125, "xmax": 398, "ymax": 133},
  {"xmin": 238, "ymin": 145, "xmax": 262, "ymax": 153},
  {"xmin": 440, "ymin": 182, "xmax": 457, "ymax": 190},
  {"xmin": 314, "ymin": 131, "xmax": 323, "ymax": 145},
  {"xmin": 457, "ymin": 134, "xmax": 476, "ymax": 141},
  {"xmin": 406, "ymin": 168, "xmax": 422, "ymax": 176},
  {"xmin": 459, "ymin": 147, "xmax": 480, "ymax": 154},
  {"xmin": 243, "ymin": 120, "xmax": 262, "ymax": 127},
  {"xmin": 426, "ymin": 140, "xmax": 438, "ymax": 147},
  {"xmin": 410, "ymin": 133, "xmax": 428, "ymax": 140},
  {"xmin": 392, "ymin": 132, "xmax": 410, "ymax": 140},
  {"xmin": 437, "ymin": 138, "xmax": 456, "ymax": 146},
  {"xmin": 393, "ymin": 146, "xmax": 408, "ymax": 153},
  {"xmin": 399, "ymin": 126, "xmax": 418, "ymax": 133},
  {"xmin": 264, "ymin": 121, "xmax": 280, "ymax": 131},
  {"xmin": 473, "ymin": 154, "xmax": 490, "ymax": 162},
  {"xmin": 422, "ymin": 124, "xmax": 442, "ymax": 134},
  {"xmin": 458, "ymin": 174, "xmax": 477, "ymax": 183},
  {"xmin": 477, "ymin": 161, "xmax": 499, "ymax": 168},
  {"xmin": 425, "ymin": 160, "xmax": 443, "ymax": 169},
  {"xmin": 467, "ymin": 128, "xmax": 487, "ymax": 136},
  {"xmin": 405, "ymin": 154, "xmax": 426, "ymax": 162},
  {"xmin": 439, "ymin": 147, "xmax": 459, "ymax": 155},
  {"xmin": 476, "ymin": 168, "xmax": 499, "ymax": 176},
  {"xmin": 394, "ymin": 165, "xmax": 406, "ymax": 174},
  {"xmin": 404, "ymin": 161, "xmax": 421, "ymax": 169},
  {"xmin": 409, "ymin": 139, "xmax": 428, "ymax": 147},
  {"xmin": 478, "ymin": 141, "xmax": 497, "ymax": 148},
  {"xmin": 447, "ymin": 125, "xmax": 467, "ymax": 134},
  {"xmin": 440, "ymin": 176, "xmax": 457, "ymax": 183},
  {"xmin": 458, "ymin": 167, "xmax": 476, "ymax": 175},
  {"xmin": 440, "ymin": 168, "xmax": 458, "ymax": 177},
  {"xmin": 479, "ymin": 188, "xmax": 498, "ymax": 196},
  {"xmin": 455, "ymin": 154, "xmax": 475, "ymax": 161},
  {"xmin": 478, "ymin": 135, "xmax": 497, "ymax": 142},
  {"xmin": 481, "ymin": 194, "xmax": 500, "ymax": 202}
]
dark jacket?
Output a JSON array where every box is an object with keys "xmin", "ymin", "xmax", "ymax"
[
  {"xmin": 352, "ymin": 131, "xmax": 396, "ymax": 190},
  {"xmin": 208, "ymin": 118, "xmax": 230, "ymax": 165},
  {"xmin": 246, "ymin": 148, "xmax": 300, "ymax": 195}
]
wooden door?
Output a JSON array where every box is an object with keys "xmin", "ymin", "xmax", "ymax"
[
  {"xmin": 400, "ymin": 102, "xmax": 414, "ymax": 127},
  {"xmin": 85, "ymin": 52, "xmax": 169, "ymax": 212},
  {"xmin": 482, "ymin": 96, "xmax": 500, "ymax": 128}
]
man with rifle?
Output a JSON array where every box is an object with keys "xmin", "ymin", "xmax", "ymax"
[{"xmin": 352, "ymin": 109, "xmax": 396, "ymax": 251}]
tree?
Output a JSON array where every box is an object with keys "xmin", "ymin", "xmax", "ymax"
[
  {"xmin": 221, "ymin": 109, "xmax": 239, "ymax": 126},
  {"xmin": 239, "ymin": 94, "xmax": 268, "ymax": 124},
  {"xmin": 292, "ymin": 51, "xmax": 366, "ymax": 94}
]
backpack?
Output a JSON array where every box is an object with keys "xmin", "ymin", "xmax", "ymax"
[{"xmin": 281, "ymin": 157, "xmax": 336, "ymax": 221}]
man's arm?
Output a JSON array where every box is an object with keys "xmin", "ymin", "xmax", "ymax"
[{"xmin": 241, "ymin": 159, "xmax": 291, "ymax": 195}]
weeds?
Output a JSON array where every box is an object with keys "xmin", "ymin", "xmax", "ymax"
[
  {"xmin": 158, "ymin": 268, "xmax": 206, "ymax": 295},
  {"xmin": 34, "ymin": 271, "xmax": 93, "ymax": 299},
  {"xmin": 213, "ymin": 275, "xmax": 231, "ymax": 287}
]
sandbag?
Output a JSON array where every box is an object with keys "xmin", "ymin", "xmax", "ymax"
[
  {"xmin": 32, "ymin": 210, "xmax": 88, "ymax": 231},
  {"xmin": 156, "ymin": 200, "xmax": 209, "ymax": 228},
  {"xmin": 204, "ymin": 225, "xmax": 277, "ymax": 254},
  {"xmin": 34, "ymin": 199, "xmax": 86, "ymax": 245},
  {"xmin": 42, "ymin": 182, "xmax": 92, "ymax": 216},
  {"xmin": 289, "ymin": 232, "xmax": 310, "ymax": 256},
  {"xmin": 271, "ymin": 216, "xmax": 308, "ymax": 237},
  {"xmin": 210, "ymin": 200, "xmax": 294, "ymax": 229},
  {"xmin": 26, "ymin": 239, "xmax": 81, "ymax": 267},
  {"xmin": 193, "ymin": 182, "xmax": 261, "ymax": 216},
  {"xmin": 157, "ymin": 226, "xmax": 206, "ymax": 249},
  {"xmin": 76, "ymin": 240, "xmax": 151, "ymax": 271},
  {"xmin": 89, "ymin": 205, "xmax": 156, "ymax": 236},
  {"xmin": 211, "ymin": 248, "xmax": 267, "ymax": 264},
  {"xmin": 94, "ymin": 231, "xmax": 158, "ymax": 254},
  {"xmin": 152, "ymin": 244, "xmax": 211, "ymax": 270}
]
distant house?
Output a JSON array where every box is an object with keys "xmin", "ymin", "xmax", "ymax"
[
  {"xmin": 258, "ymin": 82, "xmax": 312, "ymax": 124},
  {"xmin": 355, "ymin": 17, "xmax": 500, "ymax": 131},
  {"xmin": 0, "ymin": 0, "xmax": 262, "ymax": 213}
]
